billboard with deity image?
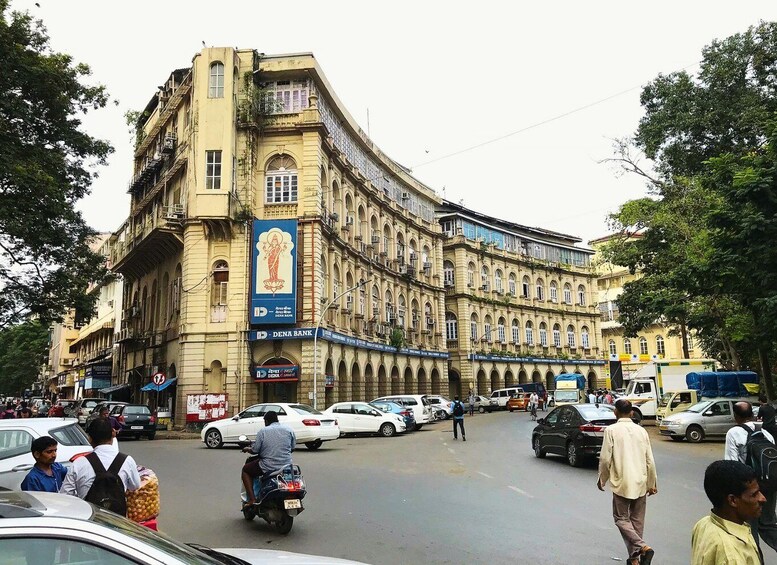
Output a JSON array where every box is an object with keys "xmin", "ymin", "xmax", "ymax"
[{"xmin": 250, "ymin": 219, "xmax": 298, "ymax": 324}]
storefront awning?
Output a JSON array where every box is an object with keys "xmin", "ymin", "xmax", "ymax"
[
  {"xmin": 99, "ymin": 383, "xmax": 131, "ymax": 395},
  {"xmin": 141, "ymin": 377, "xmax": 177, "ymax": 392}
]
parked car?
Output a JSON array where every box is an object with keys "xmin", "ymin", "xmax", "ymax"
[
  {"xmin": 468, "ymin": 395, "xmax": 490, "ymax": 413},
  {"xmin": 658, "ymin": 398, "xmax": 762, "ymax": 443},
  {"xmin": 201, "ymin": 403, "xmax": 340, "ymax": 450},
  {"xmin": 507, "ymin": 393, "xmax": 528, "ymax": 412},
  {"xmin": 369, "ymin": 400, "xmax": 416, "ymax": 430},
  {"xmin": 0, "ymin": 491, "xmax": 369, "ymax": 564},
  {"xmin": 425, "ymin": 395, "xmax": 453, "ymax": 419},
  {"xmin": 531, "ymin": 403, "xmax": 617, "ymax": 467},
  {"xmin": 323, "ymin": 402, "xmax": 406, "ymax": 437},
  {"xmin": 110, "ymin": 404, "xmax": 156, "ymax": 440},
  {"xmin": 487, "ymin": 386, "xmax": 525, "ymax": 411},
  {"xmin": 47, "ymin": 399, "xmax": 77, "ymax": 418},
  {"xmin": 0, "ymin": 418, "xmax": 91, "ymax": 490},
  {"xmin": 72, "ymin": 397, "xmax": 104, "ymax": 426},
  {"xmin": 84, "ymin": 401, "xmax": 128, "ymax": 429},
  {"xmin": 371, "ymin": 395, "xmax": 432, "ymax": 429}
]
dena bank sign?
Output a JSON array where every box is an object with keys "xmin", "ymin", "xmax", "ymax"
[{"xmin": 250, "ymin": 219, "xmax": 298, "ymax": 325}]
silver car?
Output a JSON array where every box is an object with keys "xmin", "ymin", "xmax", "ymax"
[{"xmin": 658, "ymin": 398, "xmax": 760, "ymax": 443}]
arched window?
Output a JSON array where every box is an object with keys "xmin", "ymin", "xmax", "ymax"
[
  {"xmin": 552, "ymin": 324, "xmax": 561, "ymax": 347},
  {"xmin": 577, "ymin": 285, "xmax": 586, "ymax": 306},
  {"xmin": 484, "ymin": 316, "xmax": 493, "ymax": 343},
  {"xmin": 494, "ymin": 270, "xmax": 503, "ymax": 293},
  {"xmin": 385, "ymin": 290, "xmax": 394, "ymax": 325},
  {"xmin": 212, "ymin": 261, "xmax": 229, "ymax": 306},
  {"xmin": 320, "ymin": 254, "xmax": 327, "ymax": 300},
  {"xmin": 445, "ymin": 312, "xmax": 458, "ymax": 341},
  {"xmin": 333, "ymin": 265, "xmax": 341, "ymax": 305},
  {"xmin": 536, "ymin": 279, "xmax": 544, "ymax": 301},
  {"xmin": 371, "ymin": 285, "xmax": 380, "ymax": 319},
  {"xmin": 497, "ymin": 317, "xmax": 506, "ymax": 343},
  {"xmin": 563, "ymin": 283, "xmax": 572, "ymax": 304},
  {"xmin": 567, "ymin": 325, "xmax": 576, "ymax": 348},
  {"xmin": 550, "ymin": 281, "xmax": 558, "ymax": 303},
  {"xmin": 209, "ymin": 62, "xmax": 224, "ymax": 98},
  {"xmin": 522, "ymin": 276, "xmax": 531, "ymax": 298},
  {"xmin": 161, "ymin": 273, "xmax": 169, "ymax": 322},
  {"xmin": 470, "ymin": 314, "xmax": 479, "ymax": 342},
  {"xmin": 525, "ymin": 321, "xmax": 534, "ymax": 346},
  {"xmin": 359, "ymin": 284, "xmax": 365, "ymax": 316},
  {"xmin": 265, "ymin": 155, "xmax": 298, "ymax": 203},
  {"xmin": 624, "ymin": 338, "xmax": 632, "ymax": 355},
  {"xmin": 656, "ymin": 335, "xmax": 665, "ymax": 356},
  {"xmin": 539, "ymin": 322, "xmax": 548, "ymax": 347},
  {"xmin": 411, "ymin": 300, "xmax": 420, "ymax": 330},
  {"xmin": 639, "ymin": 336, "xmax": 648, "ymax": 355},
  {"xmin": 444, "ymin": 261, "xmax": 455, "ymax": 287},
  {"xmin": 467, "ymin": 263, "xmax": 475, "ymax": 288},
  {"xmin": 609, "ymin": 339, "xmax": 617, "ymax": 356},
  {"xmin": 581, "ymin": 326, "xmax": 590, "ymax": 349},
  {"xmin": 398, "ymin": 295, "xmax": 406, "ymax": 327},
  {"xmin": 508, "ymin": 273, "xmax": 517, "ymax": 296},
  {"xmin": 481, "ymin": 266, "xmax": 490, "ymax": 292}
]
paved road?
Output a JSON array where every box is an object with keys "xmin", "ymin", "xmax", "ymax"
[{"xmin": 121, "ymin": 412, "xmax": 775, "ymax": 565}]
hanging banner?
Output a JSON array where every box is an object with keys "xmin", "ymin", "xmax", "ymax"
[{"xmin": 250, "ymin": 219, "xmax": 298, "ymax": 325}]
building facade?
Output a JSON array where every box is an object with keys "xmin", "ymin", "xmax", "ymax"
[
  {"xmin": 440, "ymin": 203, "xmax": 604, "ymax": 395},
  {"xmin": 46, "ymin": 312, "xmax": 79, "ymax": 399}
]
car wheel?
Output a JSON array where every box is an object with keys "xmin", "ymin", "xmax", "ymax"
[
  {"xmin": 631, "ymin": 409, "xmax": 643, "ymax": 425},
  {"xmin": 275, "ymin": 513, "xmax": 293, "ymax": 534},
  {"xmin": 204, "ymin": 429, "xmax": 223, "ymax": 449},
  {"xmin": 567, "ymin": 441, "xmax": 583, "ymax": 467},
  {"xmin": 379, "ymin": 423, "xmax": 396, "ymax": 437},
  {"xmin": 242, "ymin": 506, "xmax": 256, "ymax": 521},
  {"xmin": 305, "ymin": 439, "xmax": 323, "ymax": 450},
  {"xmin": 670, "ymin": 436, "xmax": 684, "ymax": 442},
  {"xmin": 415, "ymin": 424, "xmax": 424, "ymax": 431},
  {"xmin": 147, "ymin": 432, "xmax": 156, "ymax": 440},
  {"xmin": 686, "ymin": 425, "xmax": 705, "ymax": 443},
  {"xmin": 508, "ymin": 407, "xmax": 514, "ymax": 412},
  {"xmin": 478, "ymin": 406, "xmax": 485, "ymax": 413},
  {"xmin": 533, "ymin": 436, "xmax": 546, "ymax": 458}
]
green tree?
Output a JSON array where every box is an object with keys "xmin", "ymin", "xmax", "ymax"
[
  {"xmin": 0, "ymin": 320, "xmax": 48, "ymax": 396},
  {"xmin": 0, "ymin": 1, "xmax": 111, "ymax": 328}
]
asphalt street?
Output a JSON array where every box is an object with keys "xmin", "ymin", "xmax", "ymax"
[{"xmin": 121, "ymin": 412, "xmax": 777, "ymax": 565}]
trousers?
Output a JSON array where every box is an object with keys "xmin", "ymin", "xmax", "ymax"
[
  {"xmin": 612, "ymin": 493, "xmax": 647, "ymax": 558},
  {"xmin": 452, "ymin": 418, "xmax": 465, "ymax": 439}
]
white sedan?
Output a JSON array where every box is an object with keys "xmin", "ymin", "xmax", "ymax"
[
  {"xmin": 323, "ymin": 402, "xmax": 407, "ymax": 437},
  {"xmin": 201, "ymin": 403, "xmax": 340, "ymax": 450}
]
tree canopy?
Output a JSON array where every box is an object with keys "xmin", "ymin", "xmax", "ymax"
[
  {"xmin": 603, "ymin": 21, "xmax": 777, "ymax": 398},
  {"xmin": 0, "ymin": 320, "xmax": 48, "ymax": 397},
  {"xmin": 0, "ymin": 1, "xmax": 111, "ymax": 328}
]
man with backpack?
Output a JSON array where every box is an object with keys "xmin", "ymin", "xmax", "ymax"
[
  {"xmin": 60, "ymin": 417, "xmax": 140, "ymax": 516},
  {"xmin": 451, "ymin": 396, "xmax": 466, "ymax": 441},
  {"xmin": 724, "ymin": 401, "xmax": 777, "ymax": 553}
]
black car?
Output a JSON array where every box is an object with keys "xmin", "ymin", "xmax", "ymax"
[
  {"xmin": 84, "ymin": 401, "xmax": 128, "ymax": 429},
  {"xmin": 531, "ymin": 404, "xmax": 616, "ymax": 467},
  {"xmin": 111, "ymin": 404, "xmax": 156, "ymax": 440}
]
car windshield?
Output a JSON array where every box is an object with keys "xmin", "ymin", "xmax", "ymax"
[
  {"xmin": 90, "ymin": 507, "xmax": 225, "ymax": 564},
  {"xmin": 554, "ymin": 391, "xmax": 579, "ymax": 402},
  {"xmin": 658, "ymin": 393, "xmax": 674, "ymax": 408},
  {"xmin": 289, "ymin": 404, "xmax": 322, "ymax": 415},
  {"xmin": 687, "ymin": 401, "xmax": 714, "ymax": 413},
  {"xmin": 577, "ymin": 405, "xmax": 616, "ymax": 421},
  {"xmin": 125, "ymin": 406, "xmax": 151, "ymax": 415}
]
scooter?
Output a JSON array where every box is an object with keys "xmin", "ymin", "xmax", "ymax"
[{"xmin": 238, "ymin": 435, "xmax": 306, "ymax": 534}]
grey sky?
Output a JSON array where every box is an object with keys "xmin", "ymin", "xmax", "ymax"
[{"xmin": 13, "ymin": 0, "xmax": 777, "ymax": 245}]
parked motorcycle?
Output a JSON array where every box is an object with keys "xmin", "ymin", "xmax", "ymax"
[{"xmin": 238, "ymin": 435, "xmax": 306, "ymax": 534}]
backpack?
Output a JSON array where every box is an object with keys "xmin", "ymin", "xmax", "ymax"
[
  {"xmin": 453, "ymin": 401, "xmax": 465, "ymax": 418},
  {"xmin": 84, "ymin": 452, "xmax": 128, "ymax": 515},
  {"xmin": 739, "ymin": 424, "xmax": 777, "ymax": 492}
]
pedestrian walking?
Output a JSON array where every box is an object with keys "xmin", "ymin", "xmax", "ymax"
[
  {"xmin": 468, "ymin": 391, "xmax": 475, "ymax": 416},
  {"xmin": 597, "ymin": 398, "xmax": 658, "ymax": 565},
  {"xmin": 528, "ymin": 392, "xmax": 539, "ymax": 421},
  {"xmin": 691, "ymin": 460, "xmax": 764, "ymax": 565},
  {"xmin": 451, "ymin": 396, "xmax": 466, "ymax": 441},
  {"xmin": 725, "ymin": 401, "xmax": 777, "ymax": 554}
]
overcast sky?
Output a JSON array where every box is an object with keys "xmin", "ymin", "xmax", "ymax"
[{"xmin": 12, "ymin": 1, "xmax": 777, "ymax": 245}]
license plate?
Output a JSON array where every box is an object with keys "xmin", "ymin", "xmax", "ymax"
[
  {"xmin": 284, "ymin": 499, "xmax": 301, "ymax": 509},
  {"xmin": 131, "ymin": 426, "xmax": 143, "ymax": 430}
]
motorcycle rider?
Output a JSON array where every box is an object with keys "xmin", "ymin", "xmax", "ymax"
[{"xmin": 241, "ymin": 410, "xmax": 295, "ymax": 507}]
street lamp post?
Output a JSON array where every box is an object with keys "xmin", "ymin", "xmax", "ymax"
[
  {"xmin": 471, "ymin": 326, "xmax": 499, "ymax": 398},
  {"xmin": 313, "ymin": 278, "xmax": 372, "ymax": 409}
]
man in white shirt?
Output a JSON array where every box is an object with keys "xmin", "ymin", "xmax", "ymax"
[
  {"xmin": 598, "ymin": 399, "xmax": 658, "ymax": 565},
  {"xmin": 60, "ymin": 418, "xmax": 141, "ymax": 504}
]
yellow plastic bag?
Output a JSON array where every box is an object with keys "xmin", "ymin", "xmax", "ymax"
[{"xmin": 126, "ymin": 467, "xmax": 160, "ymax": 523}]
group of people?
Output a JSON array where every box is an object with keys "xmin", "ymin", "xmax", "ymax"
[
  {"xmin": 1, "ymin": 400, "xmax": 37, "ymax": 418},
  {"xmin": 588, "ymin": 388, "xmax": 615, "ymax": 404},
  {"xmin": 597, "ymin": 397, "xmax": 777, "ymax": 564}
]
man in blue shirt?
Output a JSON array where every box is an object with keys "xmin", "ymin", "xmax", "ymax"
[
  {"xmin": 452, "ymin": 396, "xmax": 466, "ymax": 441},
  {"xmin": 21, "ymin": 436, "xmax": 68, "ymax": 493},
  {"xmin": 241, "ymin": 411, "xmax": 295, "ymax": 506}
]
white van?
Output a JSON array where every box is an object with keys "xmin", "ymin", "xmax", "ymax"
[
  {"xmin": 488, "ymin": 387, "xmax": 525, "ymax": 411},
  {"xmin": 372, "ymin": 395, "xmax": 432, "ymax": 429}
]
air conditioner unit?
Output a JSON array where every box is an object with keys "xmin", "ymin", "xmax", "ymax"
[
  {"xmin": 401, "ymin": 192, "xmax": 410, "ymax": 200},
  {"xmin": 481, "ymin": 284, "xmax": 488, "ymax": 291},
  {"xmin": 444, "ymin": 280, "xmax": 453, "ymax": 288},
  {"xmin": 409, "ymin": 252, "xmax": 417, "ymax": 261},
  {"xmin": 372, "ymin": 307, "xmax": 380, "ymax": 317},
  {"xmin": 467, "ymin": 282, "xmax": 474, "ymax": 288},
  {"xmin": 426, "ymin": 318, "xmax": 435, "ymax": 327},
  {"xmin": 423, "ymin": 262, "xmax": 432, "ymax": 270},
  {"xmin": 399, "ymin": 265, "xmax": 408, "ymax": 275},
  {"xmin": 341, "ymin": 224, "xmax": 351, "ymax": 232},
  {"xmin": 371, "ymin": 234, "xmax": 380, "ymax": 244},
  {"xmin": 345, "ymin": 216, "xmax": 354, "ymax": 226},
  {"xmin": 162, "ymin": 135, "xmax": 176, "ymax": 153},
  {"xmin": 330, "ymin": 212, "xmax": 339, "ymax": 222}
]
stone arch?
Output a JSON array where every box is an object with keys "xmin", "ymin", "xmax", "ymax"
[
  {"xmin": 432, "ymin": 367, "xmax": 442, "ymax": 395},
  {"xmin": 505, "ymin": 370, "xmax": 515, "ymax": 386},
  {"xmin": 351, "ymin": 362, "xmax": 362, "ymax": 400},
  {"xmin": 545, "ymin": 370, "xmax": 555, "ymax": 391},
  {"xmin": 207, "ymin": 360, "xmax": 223, "ymax": 393},
  {"xmin": 377, "ymin": 365, "xmax": 388, "ymax": 397},
  {"xmin": 418, "ymin": 367, "xmax": 428, "ymax": 394},
  {"xmin": 391, "ymin": 366, "xmax": 401, "ymax": 394},
  {"xmin": 519, "ymin": 369, "xmax": 529, "ymax": 384},
  {"xmin": 259, "ymin": 356, "xmax": 297, "ymax": 403},
  {"xmin": 477, "ymin": 367, "xmax": 488, "ymax": 397},
  {"xmin": 364, "ymin": 364, "xmax": 375, "ymax": 401},
  {"xmin": 532, "ymin": 370, "xmax": 542, "ymax": 383},
  {"xmin": 588, "ymin": 370, "xmax": 598, "ymax": 391},
  {"xmin": 490, "ymin": 369, "xmax": 501, "ymax": 392},
  {"xmin": 338, "ymin": 361, "xmax": 349, "ymax": 402},
  {"xmin": 404, "ymin": 367, "xmax": 414, "ymax": 393}
]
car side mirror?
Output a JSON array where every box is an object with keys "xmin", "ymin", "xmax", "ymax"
[
  {"xmin": 536, "ymin": 418, "xmax": 545, "ymax": 425},
  {"xmin": 703, "ymin": 410, "xmax": 713, "ymax": 416},
  {"xmin": 371, "ymin": 410, "xmax": 381, "ymax": 417},
  {"xmin": 232, "ymin": 415, "xmax": 240, "ymax": 421}
]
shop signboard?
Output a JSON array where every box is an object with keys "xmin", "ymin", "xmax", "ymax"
[
  {"xmin": 254, "ymin": 364, "xmax": 299, "ymax": 383},
  {"xmin": 186, "ymin": 393, "xmax": 228, "ymax": 423},
  {"xmin": 325, "ymin": 375, "xmax": 335, "ymax": 388},
  {"xmin": 84, "ymin": 377, "xmax": 111, "ymax": 390},
  {"xmin": 250, "ymin": 219, "xmax": 298, "ymax": 325},
  {"xmin": 85, "ymin": 362, "xmax": 112, "ymax": 379}
]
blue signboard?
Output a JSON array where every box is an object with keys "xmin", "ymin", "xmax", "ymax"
[
  {"xmin": 254, "ymin": 365, "xmax": 299, "ymax": 383},
  {"xmin": 85, "ymin": 362, "xmax": 112, "ymax": 378},
  {"xmin": 250, "ymin": 219, "xmax": 298, "ymax": 324},
  {"xmin": 471, "ymin": 353, "xmax": 605, "ymax": 366}
]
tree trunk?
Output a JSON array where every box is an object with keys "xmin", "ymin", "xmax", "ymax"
[
  {"xmin": 680, "ymin": 320, "xmax": 689, "ymax": 359},
  {"xmin": 758, "ymin": 347, "xmax": 775, "ymax": 402}
]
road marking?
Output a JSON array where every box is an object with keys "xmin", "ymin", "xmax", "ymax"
[
  {"xmin": 508, "ymin": 485, "xmax": 534, "ymax": 498},
  {"xmin": 477, "ymin": 471, "xmax": 493, "ymax": 479}
]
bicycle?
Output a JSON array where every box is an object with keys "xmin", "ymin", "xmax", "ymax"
[{"xmin": 530, "ymin": 403, "xmax": 537, "ymax": 421}]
